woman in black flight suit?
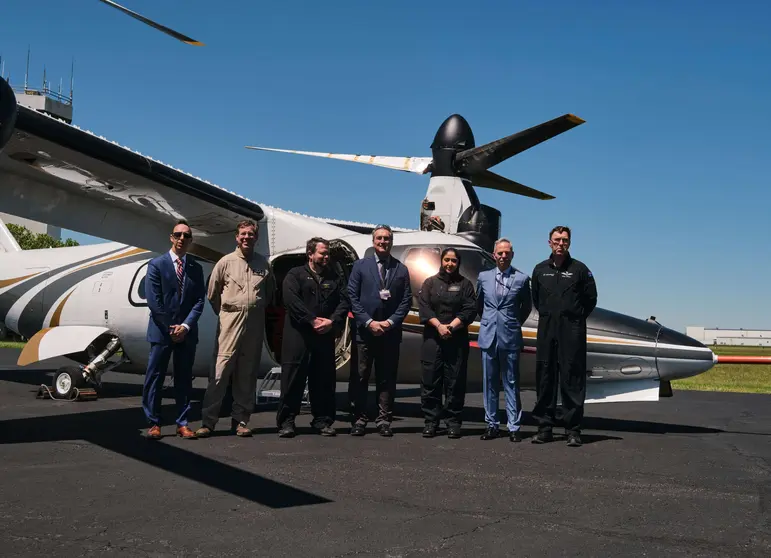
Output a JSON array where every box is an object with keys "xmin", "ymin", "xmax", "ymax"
[{"xmin": 418, "ymin": 247, "xmax": 477, "ymax": 438}]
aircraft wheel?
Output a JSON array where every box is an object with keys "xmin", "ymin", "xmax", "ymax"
[{"xmin": 52, "ymin": 366, "xmax": 86, "ymax": 399}]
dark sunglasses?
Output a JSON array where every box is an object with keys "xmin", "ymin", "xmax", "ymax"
[{"xmin": 172, "ymin": 232, "xmax": 192, "ymax": 239}]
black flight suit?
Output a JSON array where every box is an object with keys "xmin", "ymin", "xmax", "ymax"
[
  {"xmin": 531, "ymin": 254, "xmax": 598, "ymax": 434},
  {"xmin": 276, "ymin": 264, "xmax": 350, "ymax": 429},
  {"xmin": 417, "ymin": 271, "xmax": 477, "ymax": 429}
]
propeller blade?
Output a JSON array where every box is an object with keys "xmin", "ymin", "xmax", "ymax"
[
  {"xmin": 97, "ymin": 0, "xmax": 204, "ymax": 46},
  {"xmin": 472, "ymin": 170, "xmax": 555, "ymax": 200},
  {"xmin": 244, "ymin": 146, "xmax": 433, "ymax": 175},
  {"xmin": 456, "ymin": 114, "xmax": 584, "ymax": 174}
]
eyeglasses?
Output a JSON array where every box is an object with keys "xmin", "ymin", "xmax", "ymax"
[
  {"xmin": 172, "ymin": 232, "xmax": 192, "ymax": 239},
  {"xmin": 550, "ymin": 238, "xmax": 570, "ymax": 244}
]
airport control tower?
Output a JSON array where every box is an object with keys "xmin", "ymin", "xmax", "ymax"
[{"xmin": 0, "ymin": 52, "xmax": 74, "ymax": 239}]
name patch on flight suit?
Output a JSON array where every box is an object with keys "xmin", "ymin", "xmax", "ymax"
[{"xmin": 448, "ymin": 285, "xmax": 461, "ymax": 292}]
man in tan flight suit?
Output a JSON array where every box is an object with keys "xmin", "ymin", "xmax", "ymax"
[{"xmin": 195, "ymin": 219, "xmax": 275, "ymax": 437}]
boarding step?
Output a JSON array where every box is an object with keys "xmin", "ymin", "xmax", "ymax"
[{"xmin": 256, "ymin": 366, "xmax": 309, "ymax": 406}]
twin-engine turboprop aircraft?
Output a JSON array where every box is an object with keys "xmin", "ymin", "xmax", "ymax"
[{"xmin": 0, "ymin": 74, "xmax": 719, "ymax": 404}]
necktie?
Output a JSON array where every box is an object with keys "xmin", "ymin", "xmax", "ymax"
[
  {"xmin": 497, "ymin": 272, "xmax": 505, "ymax": 298},
  {"xmin": 176, "ymin": 258, "xmax": 184, "ymax": 295},
  {"xmin": 379, "ymin": 259, "xmax": 387, "ymax": 284}
]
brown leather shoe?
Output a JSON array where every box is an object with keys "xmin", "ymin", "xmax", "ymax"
[
  {"xmin": 147, "ymin": 425, "xmax": 162, "ymax": 439},
  {"xmin": 176, "ymin": 425, "xmax": 196, "ymax": 439}
]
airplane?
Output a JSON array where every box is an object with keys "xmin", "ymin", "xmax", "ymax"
[{"xmin": 0, "ymin": 74, "xmax": 726, "ymax": 407}]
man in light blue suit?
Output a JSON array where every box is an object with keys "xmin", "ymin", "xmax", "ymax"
[{"xmin": 476, "ymin": 238, "xmax": 532, "ymax": 442}]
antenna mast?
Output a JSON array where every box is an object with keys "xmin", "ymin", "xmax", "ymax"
[{"xmin": 9, "ymin": 50, "xmax": 74, "ymax": 124}]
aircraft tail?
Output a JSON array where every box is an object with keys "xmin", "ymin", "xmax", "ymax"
[{"xmin": 0, "ymin": 216, "xmax": 22, "ymax": 253}]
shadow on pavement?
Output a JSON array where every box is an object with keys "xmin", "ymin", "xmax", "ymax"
[{"xmin": 0, "ymin": 401, "xmax": 332, "ymax": 509}]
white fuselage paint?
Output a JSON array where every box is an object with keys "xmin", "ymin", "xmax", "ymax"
[
  {"xmin": 0, "ymin": 230, "xmax": 716, "ymax": 401},
  {"xmin": 421, "ymin": 176, "xmax": 474, "ymax": 233}
]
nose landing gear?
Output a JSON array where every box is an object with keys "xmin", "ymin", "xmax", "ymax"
[{"xmin": 36, "ymin": 336, "xmax": 127, "ymax": 401}]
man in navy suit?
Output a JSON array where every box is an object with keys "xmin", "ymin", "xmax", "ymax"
[
  {"xmin": 142, "ymin": 220, "xmax": 206, "ymax": 440},
  {"xmin": 347, "ymin": 224, "xmax": 412, "ymax": 437},
  {"xmin": 476, "ymin": 238, "xmax": 532, "ymax": 442}
]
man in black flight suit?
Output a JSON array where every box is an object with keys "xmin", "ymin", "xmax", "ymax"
[
  {"xmin": 531, "ymin": 226, "xmax": 598, "ymax": 447},
  {"xmin": 276, "ymin": 237, "xmax": 350, "ymax": 438}
]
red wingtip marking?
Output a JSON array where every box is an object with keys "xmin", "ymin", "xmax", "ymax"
[{"xmin": 716, "ymin": 355, "xmax": 771, "ymax": 364}]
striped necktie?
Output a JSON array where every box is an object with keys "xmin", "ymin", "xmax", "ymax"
[{"xmin": 176, "ymin": 257, "xmax": 184, "ymax": 295}]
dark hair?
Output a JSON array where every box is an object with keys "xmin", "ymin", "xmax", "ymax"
[
  {"xmin": 439, "ymin": 247, "xmax": 462, "ymax": 277},
  {"xmin": 549, "ymin": 225, "xmax": 571, "ymax": 240},
  {"xmin": 440, "ymin": 247, "xmax": 462, "ymax": 266},
  {"xmin": 236, "ymin": 219, "xmax": 258, "ymax": 233},
  {"xmin": 372, "ymin": 224, "xmax": 393, "ymax": 239},
  {"xmin": 306, "ymin": 237, "xmax": 329, "ymax": 256},
  {"xmin": 172, "ymin": 219, "xmax": 191, "ymax": 233}
]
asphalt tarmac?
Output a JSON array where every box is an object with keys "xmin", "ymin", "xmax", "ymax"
[{"xmin": 0, "ymin": 348, "xmax": 769, "ymax": 557}]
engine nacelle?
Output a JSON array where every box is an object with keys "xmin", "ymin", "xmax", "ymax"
[{"xmin": 455, "ymin": 203, "xmax": 501, "ymax": 253}]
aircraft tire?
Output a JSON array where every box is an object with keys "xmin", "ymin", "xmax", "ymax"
[{"xmin": 52, "ymin": 366, "xmax": 87, "ymax": 400}]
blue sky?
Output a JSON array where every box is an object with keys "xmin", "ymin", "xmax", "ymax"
[{"xmin": 2, "ymin": 0, "xmax": 769, "ymax": 332}]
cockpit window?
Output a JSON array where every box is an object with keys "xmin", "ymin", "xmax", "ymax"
[
  {"xmin": 454, "ymin": 248, "xmax": 496, "ymax": 287},
  {"xmin": 403, "ymin": 247, "xmax": 441, "ymax": 308},
  {"xmin": 361, "ymin": 244, "xmax": 493, "ymax": 310}
]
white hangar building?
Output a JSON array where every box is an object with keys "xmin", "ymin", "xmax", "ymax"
[{"xmin": 686, "ymin": 327, "xmax": 771, "ymax": 347}]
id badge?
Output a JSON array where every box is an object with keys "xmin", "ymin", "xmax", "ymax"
[{"xmin": 379, "ymin": 289, "xmax": 391, "ymax": 300}]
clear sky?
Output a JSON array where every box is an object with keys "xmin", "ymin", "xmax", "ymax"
[{"xmin": 2, "ymin": 0, "xmax": 769, "ymax": 332}]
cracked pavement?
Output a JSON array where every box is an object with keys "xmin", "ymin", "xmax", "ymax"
[{"xmin": 0, "ymin": 349, "xmax": 769, "ymax": 557}]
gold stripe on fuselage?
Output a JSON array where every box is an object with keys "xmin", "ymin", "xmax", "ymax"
[
  {"xmin": 49, "ymin": 290, "xmax": 76, "ymax": 327},
  {"xmin": 402, "ymin": 311, "xmax": 652, "ymax": 347},
  {"xmin": 73, "ymin": 247, "xmax": 150, "ymax": 273},
  {"xmin": 0, "ymin": 272, "xmax": 41, "ymax": 289}
]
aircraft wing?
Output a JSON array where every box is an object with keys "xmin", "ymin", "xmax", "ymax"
[{"xmin": 0, "ymin": 79, "xmax": 276, "ymax": 261}]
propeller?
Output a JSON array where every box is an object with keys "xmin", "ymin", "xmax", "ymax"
[
  {"xmin": 97, "ymin": 0, "xmax": 204, "ymax": 46},
  {"xmin": 245, "ymin": 113, "xmax": 584, "ymax": 201}
]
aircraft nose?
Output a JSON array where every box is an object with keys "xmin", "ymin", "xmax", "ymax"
[{"xmin": 656, "ymin": 326, "xmax": 716, "ymax": 381}]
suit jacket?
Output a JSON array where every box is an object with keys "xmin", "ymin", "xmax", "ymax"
[
  {"xmin": 476, "ymin": 266, "xmax": 532, "ymax": 351},
  {"xmin": 347, "ymin": 254, "xmax": 412, "ymax": 343},
  {"xmin": 145, "ymin": 252, "xmax": 206, "ymax": 345}
]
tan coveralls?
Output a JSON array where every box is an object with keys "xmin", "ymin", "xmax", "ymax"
[{"xmin": 201, "ymin": 248, "xmax": 275, "ymax": 428}]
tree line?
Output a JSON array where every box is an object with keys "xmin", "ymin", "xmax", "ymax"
[{"xmin": 7, "ymin": 224, "xmax": 80, "ymax": 250}]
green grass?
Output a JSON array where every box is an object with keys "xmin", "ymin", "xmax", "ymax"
[
  {"xmin": 673, "ymin": 345, "xmax": 771, "ymax": 394},
  {"xmin": 0, "ymin": 341, "xmax": 26, "ymax": 350}
]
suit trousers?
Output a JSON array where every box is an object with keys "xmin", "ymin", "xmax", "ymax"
[
  {"xmin": 481, "ymin": 339, "xmax": 522, "ymax": 431},
  {"xmin": 348, "ymin": 335, "xmax": 400, "ymax": 427},
  {"xmin": 142, "ymin": 340, "xmax": 196, "ymax": 427}
]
